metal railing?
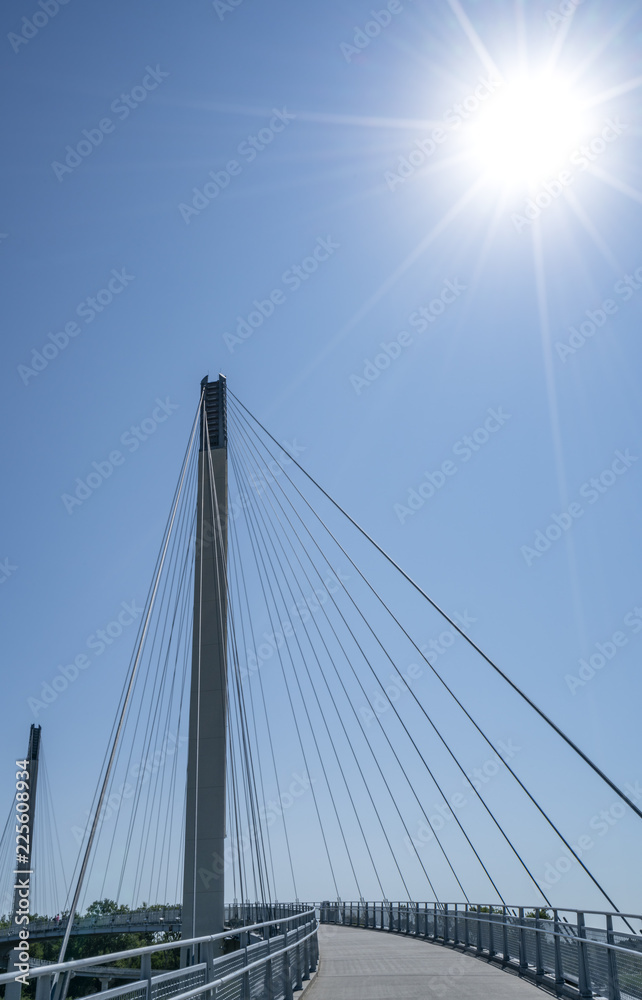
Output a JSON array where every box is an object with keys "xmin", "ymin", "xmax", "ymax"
[
  {"xmin": 319, "ymin": 901, "xmax": 642, "ymax": 1000},
  {"xmin": 0, "ymin": 906, "xmax": 318, "ymax": 1000},
  {"xmin": 0, "ymin": 908, "xmax": 183, "ymax": 942},
  {"xmin": 0, "ymin": 904, "xmax": 304, "ymax": 943}
]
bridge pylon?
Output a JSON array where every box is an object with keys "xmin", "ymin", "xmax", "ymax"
[{"xmin": 182, "ymin": 375, "xmax": 228, "ymax": 945}]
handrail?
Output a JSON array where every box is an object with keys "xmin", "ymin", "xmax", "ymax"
[
  {"xmin": 400, "ymin": 910, "xmax": 642, "ymax": 958},
  {"xmin": 326, "ymin": 901, "xmax": 642, "ymax": 921},
  {"xmin": 322, "ymin": 900, "xmax": 642, "ymax": 1000},
  {"xmin": 0, "ymin": 908, "xmax": 315, "ymax": 985},
  {"xmin": 136, "ymin": 926, "xmax": 319, "ymax": 1000}
]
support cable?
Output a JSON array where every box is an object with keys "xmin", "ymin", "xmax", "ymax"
[
  {"xmin": 230, "ymin": 442, "xmax": 397, "ymax": 901},
  {"xmin": 203, "ymin": 419, "xmax": 272, "ymax": 906},
  {"xmin": 232, "ymin": 446, "xmax": 363, "ymax": 900},
  {"xmin": 229, "ymin": 400, "xmax": 627, "ymax": 915},
  {"xmin": 229, "ymin": 448, "xmax": 342, "ymax": 900},
  {"xmin": 55, "ymin": 395, "xmax": 202, "ymax": 969},
  {"xmin": 228, "ymin": 500, "xmax": 299, "ymax": 901},
  {"xmin": 229, "ymin": 390, "xmax": 642, "ymax": 825},
  {"xmin": 229, "ymin": 435, "xmax": 446, "ymax": 901},
  {"xmin": 230, "ymin": 407, "xmax": 538, "ymax": 903}
]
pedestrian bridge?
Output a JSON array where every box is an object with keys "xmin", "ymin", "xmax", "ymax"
[
  {"xmin": 310, "ymin": 924, "xmax": 541, "ymax": 999},
  {"xmin": 2, "ymin": 902, "xmax": 640, "ymax": 1000},
  {"xmin": 0, "ymin": 908, "xmax": 182, "ymax": 947}
]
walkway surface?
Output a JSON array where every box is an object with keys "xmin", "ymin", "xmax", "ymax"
[{"xmin": 306, "ymin": 925, "xmax": 543, "ymax": 999}]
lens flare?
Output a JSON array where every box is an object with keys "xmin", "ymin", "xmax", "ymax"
[{"xmin": 471, "ymin": 75, "xmax": 590, "ymax": 188}]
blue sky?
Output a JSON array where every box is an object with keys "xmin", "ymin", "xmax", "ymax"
[{"xmin": 1, "ymin": 0, "xmax": 641, "ymax": 917}]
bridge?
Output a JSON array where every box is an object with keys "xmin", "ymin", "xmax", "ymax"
[
  {"xmin": 0, "ymin": 909, "xmax": 182, "ymax": 947},
  {"xmin": 1, "ymin": 375, "xmax": 640, "ymax": 1000}
]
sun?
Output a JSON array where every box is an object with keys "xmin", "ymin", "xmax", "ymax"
[{"xmin": 470, "ymin": 74, "xmax": 592, "ymax": 190}]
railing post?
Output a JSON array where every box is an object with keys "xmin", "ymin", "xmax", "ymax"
[
  {"xmin": 464, "ymin": 904, "xmax": 470, "ymax": 950},
  {"xmin": 140, "ymin": 952, "xmax": 152, "ymax": 1000},
  {"xmin": 263, "ymin": 936, "xmax": 274, "ymax": 1000},
  {"xmin": 202, "ymin": 940, "xmax": 215, "ymax": 1000},
  {"xmin": 444, "ymin": 903, "xmax": 449, "ymax": 946},
  {"xmin": 553, "ymin": 910, "xmax": 565, "ymax": 994},
  {"xmin": 292, "ymin": 930, "xmax": 303, "ymax": 992},
  {"xmin": 577, "ymin": 911, "xmax": 593, "ymax": 999},
  {"xmin": 303, "ymin": 929, "xmax": 311, "ymax": 981},
  {"xmin": 424, "ymin": 902, "xmax": 428, "ymax": 939},
  {"xmin": 502, "ymin": 906, "xmax": 509, "ymax": 963},
  {"xmin": 55, "ymin": 970, "xmax": 72, "ymax": 1000},
  {"xmin": 605, "ymin": 914, "xmax": 621, "ymax": 1000},
  {"xmin": 477, "ymin": 908, "xmax": 483, "ymax": 954},
  {"xmin": 35, "ymin": 974, "xmax": 53, "ymax": 1000},
  {"xmin": 519, "ymin": 907, "xmax": 528, "ymax": 973},
  {"xmin": 489, "ymin": 907, "xmax": 495, "ymax": 959},
  {"xmin": 240, "ymin": 946, "xmax": 250, "ymax": 1000},
  {"xmin": 282, "ymin": 933, "xmax": 294, "ymax": 1000},
  {"xmin": 453, "ymin": 903, "xmax": 458, "ymax": 946},
  {"xmin": 535, "ymin": 912, "xmax": 544, "ymax": 980},
  {"xmin": 433, "ymin": 902, "xmax": 437, "ymax": 941}
]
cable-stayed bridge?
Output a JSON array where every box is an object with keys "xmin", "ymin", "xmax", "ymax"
[{"xmin": 1, "ymin": 375, "xmax": 641, "ymax": 1000}]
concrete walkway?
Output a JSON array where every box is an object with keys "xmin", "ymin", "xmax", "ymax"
[{"xmin": 306, "ymin": 925, "xmax": 544, "ymax": 999}]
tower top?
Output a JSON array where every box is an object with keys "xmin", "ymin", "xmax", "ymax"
[{"xmin": 200, "ymin": 374, "xmax": 227, "ymax": 451}]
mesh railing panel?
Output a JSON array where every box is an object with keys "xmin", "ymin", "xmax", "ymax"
[
  {"xmin": 615, "ymin": 947, "xmax": 642, "ymax": 1000},
  {"xmin": 151, "ymin": 965, "xmax": 206, "ymax": 1000}
]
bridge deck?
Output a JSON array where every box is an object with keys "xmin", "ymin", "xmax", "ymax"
[{"xmin": 308, "ymin": 925, "xmax": 543, "ymax": 999}]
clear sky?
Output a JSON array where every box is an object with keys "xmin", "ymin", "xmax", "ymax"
[{"xmin": 1, "ymin": 0, "xmax": 641, "ymax": 919}]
